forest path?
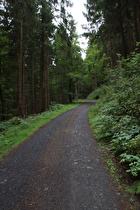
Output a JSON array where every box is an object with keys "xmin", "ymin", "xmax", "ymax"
[{"xmin": 0, "ymin": 102, "xmax": 127, "ymax": 209}]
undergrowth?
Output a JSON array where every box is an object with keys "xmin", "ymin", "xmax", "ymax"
[
  {"xmin": 0, "ymin": 103, "xmax": 78, "ymax": 159},
  {"xmin": 88, "ymin": 52, "xmax": 140, "ymax": 196}
]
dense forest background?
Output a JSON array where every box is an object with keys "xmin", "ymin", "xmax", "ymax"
[
  {"xmin": 0, "ymin": 0, "xmax": 140, "ymax": 120},
  {"xmin": 0, "ymin": 0, "xmax": 140, "ymax": 189}
]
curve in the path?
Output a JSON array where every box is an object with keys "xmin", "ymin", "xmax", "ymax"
[{"xmin": 0, "ymin": 102, "xmax": 127, "ymax": 209}]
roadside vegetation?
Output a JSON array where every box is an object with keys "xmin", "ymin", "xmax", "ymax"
[
  {"xmin": 0, "ymin": 103, "xmax": 79, "ymax": 159},
  {"xmin": 88, "ymin": 52, "xmax": 140, "ymax": 195}
]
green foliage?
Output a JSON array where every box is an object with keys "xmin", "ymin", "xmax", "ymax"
[
  {"xmin": 85, "ymin": 0, "xmax": 140, "ymax": 64},
  {"xmin": 72, "ymin": 99, "xmax": 85, "ymax": 104},
  {"xmin": 0, "ymin": 0, "xmax": 83, "ymax": 118},
  {"xmin": 0, "ymin": 103, "xmax": 78, "ymax": 159},
  {"xmin": 0, "ymin": 121, "xmax": 10, "ymax": 132},
  {"xmin": 129, "ymin": 180, "xmax": 140, "ymax": 194},
  {"xmin": 9, "ymin": 117, "xmax": 22, "ymax": 125},
  {"xmin": 84, "ymin": 43, "xmax": 108, "ymax": 90},
  {"xmin": 87, "ymin": 85, "xmax": 113, "ymax": 100},
  {"xmin": 120, "ymin": 153, "xmax": 140, "ymax": 177},
  {"xmin": 88, "ymin": 53, "xmax": 140, "ymax": 178},
  {"xmin": 49, "ymin": 101, "xmax": 65, "ymax": 111}
]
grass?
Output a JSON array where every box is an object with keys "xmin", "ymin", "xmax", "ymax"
[
  {"xmin": 0, "ymin": 103, "xmax": 79, "ymax": 159},
  {"xmin": 72, "ymin": 99, "xmax": 86, "ymax": 104}
]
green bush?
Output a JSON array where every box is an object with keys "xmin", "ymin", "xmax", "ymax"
[
  {"xmin": 120, "ymin": 153, "xmax": 140, "ymax": 177},
  {"xmin": 9, "ymin": 117, "xmax": 22, "ymax": 125},
  {"xmin": 0, "ymin": 122, "xmax": 9, "ymax": 132},
  {"xmin": 0, "ymin": 103, "xmax": 78, "ymax": 159},
  {"xmin": 87, "ymin": 85, "xmax": 113, "ymax": 100},
  {"xmin": 49, "ymin": 101, "xmax": 65, "ymax": 111},
  {"xmin": 88, "ymin": 52, "xmax": 140, "ymax": 179},
  {"xmin": 129, "ymin": 180, "xmax": 140, "ymax": 194}
]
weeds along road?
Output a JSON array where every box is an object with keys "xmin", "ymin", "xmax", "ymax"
[{"xmin": 0, "ymin": 102, "xmax": 127, "ymax": 209}]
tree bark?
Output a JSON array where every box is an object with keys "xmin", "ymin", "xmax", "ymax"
[
  {"xmin": 56, "ymin": 75, "xmax": 60, "ymax": 103},
  {"xmin": 68, "ymin": 50, "xmax": 72, "ymax": 103},
  {"xmin": 132, "ymin": 0, "xmax": 139, "ymax": 44},
  {"xmin": 18, "ymin": 21, "xmax": 24, "ymax": 117},
  {"xmin": 38, "ymin": 16, "xmax": 45, "ymax": 113},
  {"xmin": 108, "ymin": 30, "xmax": 114, "ymax": 68},
  {"xmin": 118, "ymin": 0, "xmax": 127, "ymax": 57},
  {"xmin": 61, "ymin": 74, "xmax": 65, "ymax": 104},
  {"xmin": 69, "ymin": 78, "xmax": 72, "ymax": 103},
  {"xmin": 94, "ymin": 76, "xmax": 97, "ymax": 89},
  {"xmin": 44, "ymin": 49, "xmax": 49, "ymax": 110},
  {"xmin": 31, "ymin": 50, "xmax": 35, "ymax": 114},
  {"xmin": 137, "ymin": 0, "xmax": 140, "ymax": 40},
  {"xmin": 0, "ymin": 55, "xmax": 5, "ymax": 121},
  {"xmin": 75, "ymin": 83, "xmax": 78, "ymax": 101},
  {"xmin": 47, "ymin": 62, "xmax": 50, "ymax": 107},
  {"xmin": 22, "ymin": 56, "xmax": 25, "ymax": 117},
  {"xmin": 127, "ymin": 19, "xmax": 134, "ymax": 52}
]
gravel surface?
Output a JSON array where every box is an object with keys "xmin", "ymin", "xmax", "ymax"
[{"xmin": 0, "ymin": 102, "xmax": 128, "ymax": 209}]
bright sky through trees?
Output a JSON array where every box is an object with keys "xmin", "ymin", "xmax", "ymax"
[{"xmin": 68, "ymin": 0, "xmax": 88, "ymax": 59}]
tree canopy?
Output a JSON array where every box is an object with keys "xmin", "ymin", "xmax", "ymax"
[
  {"xmin": 0, "ymin": 0, "xmax": 86, "ymax": 119},
  {"xmin": 0, "ymin": 0, "xmax": 140, "ymax": 120},
  {"xmin": 84, "ymin": 0, "xmax": 140, "ymax": 66}
]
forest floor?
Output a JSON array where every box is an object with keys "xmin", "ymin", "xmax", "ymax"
[{"xmin": 0, "ymin": 101, "xmax": 138, "ymax": 209}]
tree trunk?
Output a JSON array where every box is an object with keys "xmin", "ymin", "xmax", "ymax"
[
  {"xmin": 94, "ymin": 76, "xmax": 97, "ymax": 89},
  {"xmin": 38, "ymin": 17, "xmax": 45, "ymax": 113},
  {"xmin": 127, "ymin": 19, "xmax": 134, "ymax": 52},
  {"xmin": 31, "ymin": 50, "xmax": 35, "ymax": 114},
  {"xmin": 75, "ymin": 83, "xmax": 78, "ymax": 101},
  {"xmin": 47, "ymin": 62, "xmax": 50, "ymax": 107},
  {"xmin": 18, "ymin": 21, "xmax": 24, "ymax": 117},
  {"xmin": 78, "ymin": 82, "xmax": 80, "ymax": 100},
  {"xmin": 0, "ymin": 55, "xmax": 5, "ymax": 121},
  {"xmin": 61, "ymin": 74, "xmax": 65, "ymax": 104},
  {"xmin": 137, "ymin": 0, "xmax": 140, "ymax": 40},
  {"xmin": 132, "ymin": 0, "xmax": 139, "ymax": 44},
  {"xmin": 56, "ymin": 75, "xmax": 60, "ymax": 103},
  {"xmin": 118, "ymin": 0, "xmax": 127, "ymax": 57},
  {"xmin": 69, "ymin": 78, "xmax": 72, "ymax": 103},
  {"xmin": 44, "ymin": 50, "xmax": 49, "ymax": 110},
  {"xmin": 108, "ymin": 30, "xmax": 114, "ymax": 68},
  {"xmin": 22, "ymin": 56, "xmax": 25, "ymax": 117}
]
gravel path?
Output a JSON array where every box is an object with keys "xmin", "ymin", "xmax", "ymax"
[{"xmin": 0, "ymin": 102, "xmax": 127, "ymax": 209}]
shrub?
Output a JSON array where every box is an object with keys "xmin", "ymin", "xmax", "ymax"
[
  {"xmin": 9, "ymin": 117, "xmax": 21, "ymax": 125},
  {"xmin": 120, "ymin": 153, "xmax": 140, "ymax": 177},
  {"xmin": 49, "ymin": 101, "xmax": 65, "ymax": 111},
  {"xmin": 88, "ymin": 52, "xmax": 140, "ymax": 178},
  {"xmin": 129, "ymin": 180, "xmax": 140, "ymax": 194},
  {"xmin": 87, "ymin": 85, "xmax": 113, "ymax": 100},
  {"xmin": 0, "ymin": 122, "xmax": 9, "ymax": 132}
]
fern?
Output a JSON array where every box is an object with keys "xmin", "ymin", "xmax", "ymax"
[{"xmin": 129, "ymin": 180, "xmax": 140, "ymax": 194}]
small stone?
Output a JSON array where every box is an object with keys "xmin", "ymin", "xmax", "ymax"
[{"xmin": 44, "ymin": 187, "xmax": 49, "ymax": 191}]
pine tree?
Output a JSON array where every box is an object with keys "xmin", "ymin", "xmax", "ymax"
[{"xmin": 85, "ymin": 0, "xmax": 140, "ymax": 65}]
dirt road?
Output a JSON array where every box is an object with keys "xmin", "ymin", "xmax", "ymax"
[{"xmin": 0, "ymin": 102, "xmax": 127, "ymax": 209}]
